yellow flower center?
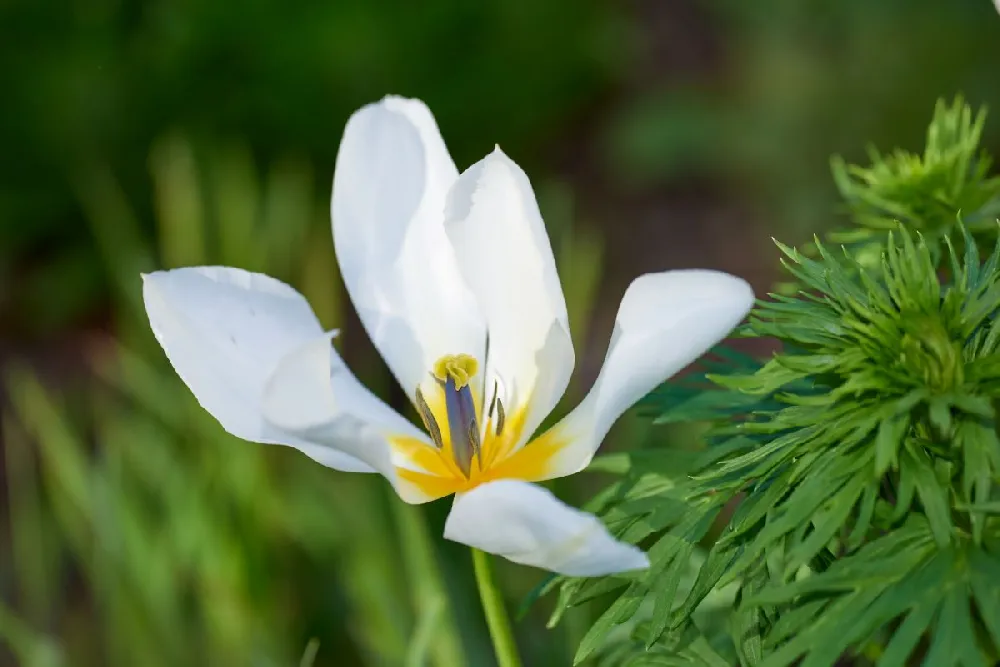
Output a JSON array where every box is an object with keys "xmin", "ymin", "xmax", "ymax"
[{"xmin": 390, "ymin": 354, "xmax": 564, "ymax": 500}]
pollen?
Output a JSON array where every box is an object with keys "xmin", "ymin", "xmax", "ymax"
[{"xmin": 432, "ymin": 353, "xmax": 479, "ymax": 390}]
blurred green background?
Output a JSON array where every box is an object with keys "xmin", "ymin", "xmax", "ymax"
[{"xmin": 1, "ymin": 1, "xmax": 999, "ymax": 665}]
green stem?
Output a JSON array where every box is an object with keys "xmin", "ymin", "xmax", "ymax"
[{"xmin": 471, "ymin": 549, "xmax": 522, "ymax": 667}]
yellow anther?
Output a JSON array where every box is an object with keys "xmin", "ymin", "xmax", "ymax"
[{"xmin": 432, "ymin": 354, "xmax": 479, "ymax": 390}]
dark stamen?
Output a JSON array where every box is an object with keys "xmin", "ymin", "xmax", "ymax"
[
  {"xmin": 415, "ymin": 387, "xmax": 444, "ymax": 449},
  {"xmin": 495, "ymin": 397, "xmax": 506, "ymax": 436},
  {"xmin": 487, "ymin": 380, "xmax": 498, "ymax": 419}
]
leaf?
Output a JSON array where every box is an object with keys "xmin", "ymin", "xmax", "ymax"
[
  {"xmin": 0, "ymin": 602, "xmax": 65, "ymax": 667},
  {"xmin": 784, "ymin": 474, "xmax": 867, "ymax": 571},
  {"xmin": 665, "ymin": 541, "xmax": 738, "ymax": 635},
  {"xmin": 902, "ymin": 443, "xmax": 953, "ymax": 546},
  {"xmin": 757, "ymin": 586, "xmax": 884, "ymax": 667},
  {"xmin": 732, "ymin": 562, "xmax": 770, "ymax": 667},
  {"xmin": 845, "ymin": 482, "xmax": 879, "ymax": 549},
  {"xmin": 926, "ymin": 586, "xmax": 988, "ymax": 667},
  {"xmin": 875, "ymin": 414, "xmax": 909, "ymax": 475},
  {"xmin": 574, "ymin": 586, "xmax": 647, "ymax": 665},
  {"xmin": 969, "ymin": 549, "xmax": 1000, "ymax": 654},
  {"xmin": 877, "ymin": 597, "xmax": 939, "ymax": 667},
  {"xmin": 673, "ymin": 633, "xmax": 732, "ymax": 667},
  {"xmin": 642, "ymin": 509, "xmax": 722, "ymax": 646},
  {"xmin": 652, "ymin": 387, "xmax": 762, "ymax": 424},
  {"xmin": 299, "ymin": 639, "xmax": 321, "ymax": 667}
]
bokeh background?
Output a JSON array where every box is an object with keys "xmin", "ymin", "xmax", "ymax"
[{"xmin": 1, "ymin": 1, "xmax": 999, "ymax": 665}]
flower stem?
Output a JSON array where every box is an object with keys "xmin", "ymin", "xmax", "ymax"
[{"xmin": 471, "ymin": 549, "xmax": 522, "ymax": 667}]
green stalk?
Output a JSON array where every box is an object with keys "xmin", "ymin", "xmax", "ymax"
[{"xmin": 471, "ymin": 549, "xmax": 522, "ymax": 667}]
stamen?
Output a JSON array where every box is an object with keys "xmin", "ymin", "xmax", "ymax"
[
  {"xmin": 486, "ymin": 379, "xmax": 506, "ymax": 437},
  {"xmin": 487, "ymin": 380, "xmax": 498, "ymax": 420},
  {"xmin": 415, "ymin": 388, "xmax": 444, "ymax": 449},
  {"xmin": 495, "ymin": 398, "xmax": 506, "ymax": 436}
]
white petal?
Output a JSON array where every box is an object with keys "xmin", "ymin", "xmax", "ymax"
[
  {"xmin": 142, "ymin": 267, "xmax": 372, "ymax": 472},
  {"xmin": 443, "ymin": 148, "xmax": 574, "ymax": 446},
  {"xmin": 331, "ymin": 96, "xmax": 486, "ymax": 402},
  {"xmin": 443, "ymin": 480, "xmax": 648, "ymax": 576},
  {"xmin": 540, "ymin": 270, "xmax": 754, "ymax": 478},
  {"xmin": 262, "ymin": 334, "xmax": 443, "ymax": 504}
]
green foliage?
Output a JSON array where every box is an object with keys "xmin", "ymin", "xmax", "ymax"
[
  {"xmin": 829, "ymin": 97, "xmax": 1000, "ymax": 265},
  {"xmin": 547, "ymin": 99, "xmax": 1000, "ymax": 666},
  {"xmin": 6, "ymin": 0, "xmax": 1000, "ymax": 338},
  {"xmin": 0, "ymin": 0, "xmax": 623, "ymax": 336}
]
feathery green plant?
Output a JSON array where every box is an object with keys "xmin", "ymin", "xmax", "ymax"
[
  {"xmin": 829, "ymin": 97, "xmax": 1000, "ymax": 266},
  {"xmin": 546, "ymin": 98, "xmax": 1000, "ymax": 667}
]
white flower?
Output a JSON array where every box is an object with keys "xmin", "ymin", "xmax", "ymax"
[{"xmin": 142, "ymin": 96, "xmax": 754, "ymax": 576}]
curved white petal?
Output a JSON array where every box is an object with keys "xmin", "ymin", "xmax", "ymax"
[
  {"xmin": 142, "ymin": 267, "xmax": 372, "ymax": 472},
  {"xmin": 539, "ymin": 270, "xmax": 755, "ymax": 478},
  {"xmin": 262, "ymin": 334, "xmax": 443, "ymax": 504},
  {"xmin": 443, "ymin": 480, "xmax": 648, "ymax": 576},
  {"xmin": 332, "ymin": 96, "xmax": 486, "ymax": 402},
  {"xmin": 443, "ymin": 148, "xmax": 574, "ymax": 446}
]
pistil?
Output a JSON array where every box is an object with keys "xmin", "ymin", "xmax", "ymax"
[{"xmin": 433, "ymin": 354, "xmax": 482, "ymax": 477}]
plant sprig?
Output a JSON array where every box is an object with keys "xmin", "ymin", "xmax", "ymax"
[{"xmin": 547, "ymin": 97, "xmax": 1000, "ymax": 667}]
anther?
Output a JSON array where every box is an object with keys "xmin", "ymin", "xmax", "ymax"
[
  {"xmin": 415, "ymin": 387, "xmax": 444, "ymax": 450},
  {"xmin": 495, "ymin": 398, "xmax": 506, "ymax": 436},
  {"xmin": 486, "ymin": 380, "xmax": 506, "ymax": 437}
]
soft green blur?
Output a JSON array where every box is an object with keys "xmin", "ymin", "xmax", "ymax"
[{"xmin": 1, "ymin": 1, "xmax": 998, "ymax": 666}]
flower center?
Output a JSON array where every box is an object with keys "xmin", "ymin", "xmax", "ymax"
[
  {"xmin": 412, "ymin": 353, "xmax": 514, "ymax": 479},
  {"xmin": 419, "ymin": 353, "xmax": 484, "ymax": 477},
  {"xmin": 391, "ymin": 353, "xmax": 565, "ymax": 500}
]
